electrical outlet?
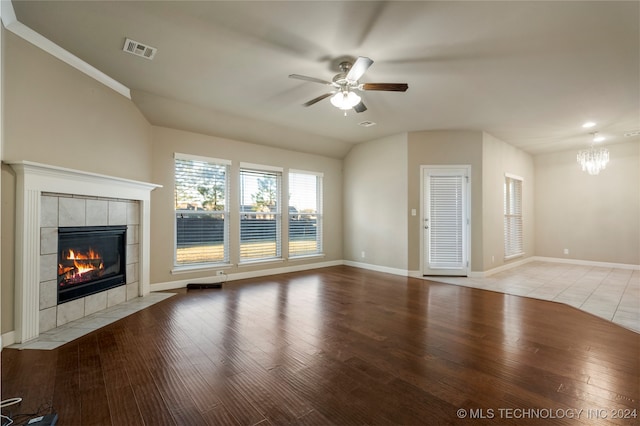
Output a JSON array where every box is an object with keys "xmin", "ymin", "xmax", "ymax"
[
  {"xmin": 361, "ymin": 251, "xmax": 366, "ymax": 259},
  {"xmin": 563, "ymin": 249, "xmax": 569, "ymax": 255},
  {"xmin": 492, "ymin": 255, "xmax": 495, "ymax": 263}
]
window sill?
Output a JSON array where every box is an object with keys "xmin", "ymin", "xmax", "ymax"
[
  {"xmin": 238, "ymin": 258, "xmax": 284, "ymax": 267},
  {"xmin": 288, "ymin": 253, "xmax": 326, "ymax": 261},
  {"xmin": 171, "ymin": 263, "xmax": 232, "ymax": 275}
]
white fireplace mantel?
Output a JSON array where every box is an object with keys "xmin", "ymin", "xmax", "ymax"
[{"xmin": 10, "ymin": 161, "xmax": 162, "ymax": 343}]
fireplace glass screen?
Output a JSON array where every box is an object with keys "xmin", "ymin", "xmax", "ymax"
[{"xmin": 57, "ymin": 226, "xmax": 127, "ymax": 304}]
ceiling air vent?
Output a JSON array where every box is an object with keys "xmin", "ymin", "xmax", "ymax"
[
  {"xmin": 623, "ymin": 130, "xmax": 640, "ymax": 138},
  {"xmin": 359, "ymin": 121, "xmax": 377, "ymax": 127},
  {"xmin": 123, "ymin": 38, "xmax": 157, "ymax": 60}
]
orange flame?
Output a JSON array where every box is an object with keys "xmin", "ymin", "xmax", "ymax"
[
  {"xmin": 67, "ymin": 248, "xmax": 101, "ymax": 260},
  {"xmin": 59, "ymin": 248, "xmax": 104, "ymax": 282}
]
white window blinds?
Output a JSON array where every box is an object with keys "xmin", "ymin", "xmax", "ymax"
[
  {"xmin": 240, "ymin": 167, "xmax": 282, "ymax": 262},
  {"xmin": 174, "ymin": 154, "xmax": 230, "ymax": 266},
  {"xmin": 288, "ymin": 171, "xmax": 323, "ymax": 257},
  {"xmin": 504, "ymin": 174, "xmax": 523, "ymax": 259},
  {"xmin": 428, "ymin": 174, "xmax": 465, "ymax": 268}
]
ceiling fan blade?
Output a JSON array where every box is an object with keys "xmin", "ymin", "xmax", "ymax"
[
  {"xmin": 346, "ymin": 56, "xmax": 373, "ymax": 82},
  {"xmin": 353, "ymin": 101, "xmax": 367, "ymax": 113},
  {"xmin": 361, "ymin": 83, "xmax": 408, "ymax": 92},
  {"xmin": 289, "ymin": 74, "xmax": 333, "ymax": 85},
  {"xmin": 303, "ymin": 92, "xmax": 333, "ymax": 107}
]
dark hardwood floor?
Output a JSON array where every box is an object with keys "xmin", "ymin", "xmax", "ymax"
[{"xmin": 2, "ymin": 266, "xmax": 639, "ymax": 425}]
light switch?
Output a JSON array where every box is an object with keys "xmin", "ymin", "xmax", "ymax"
[{"xmin": 411, "ymin": 209, "xmax": 417, "ymax": 216}]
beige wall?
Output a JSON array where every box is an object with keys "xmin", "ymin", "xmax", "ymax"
[
  {"xmin": 407, "ymin": 130, "xmax": 484, "ymax": 272},
  {"xmin": 2, "ymin": 31, "xmax": 152, "ymax": 180},
  {"xmin": 344, "ymin": 131, "xmax": 535, "ymax": 272},
  {"xmin": 1, "ymin": 30, "xmax": 153, "ymax": 334},
  {"xmin": 482, "ymin": 132, "xmax": 535, "ymax": 270},
  {"xmin": 405, "ymin": 131, "xmax": 534, "ymax": 273},
  {"xmin": 149, "ymin": 126, "xmax": 343, "ymax": 286},
  {"xmin": 343, "ymin": 133, "xmax": 408, "ymax": 270},
  {"xmin": 535, "ymin": 140, "xmax": 640, "ymax": 265}
]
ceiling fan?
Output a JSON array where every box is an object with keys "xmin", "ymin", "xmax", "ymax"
[{"xmin": 289, "ymin": 56, "xmax": 408, "ymax": 114}]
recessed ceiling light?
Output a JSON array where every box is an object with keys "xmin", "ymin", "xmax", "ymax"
[
  {"xmin": 582, "ymin": 121, "xmax": 596, "ymax": 128},
  {"xmin": 359, "ymin": 121, "xmax": 376, "ymax": 127},
  {"xmin": 593, "ymin": 134, "xmax": 605, "ymax": 142}
]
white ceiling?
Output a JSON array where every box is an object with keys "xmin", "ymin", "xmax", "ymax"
[{"xmin": 11, "ymin": 0, "xmax": 640, "ymax": 159}]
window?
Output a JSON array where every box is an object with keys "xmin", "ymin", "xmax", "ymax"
[
  {"xmin": 174, "ymin": 153, "xmax": 230, "ymax": 267},
  {"xmin": 288, "ymin": 170, "xmax": 323, "ymax": 257},
  {"xmin": 239, "ymin": 164, "xmax": 282, "ymax": 262},
  {"xmin": 504, "ymin": 174, "xmax": 523, "ymax": 259}
]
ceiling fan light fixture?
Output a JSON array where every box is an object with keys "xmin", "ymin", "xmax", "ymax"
[
  {"xmin": 291, "ymin": 55, "xmax": 406, "ymax": 113},
  {"xmin": 330, "ymin": 91, "xmax": 361, "ymax": 110}
]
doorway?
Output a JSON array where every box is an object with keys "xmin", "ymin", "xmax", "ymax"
[{"xmin": 421, "ymin": 165, "xmax": 470, "ymax": 276}]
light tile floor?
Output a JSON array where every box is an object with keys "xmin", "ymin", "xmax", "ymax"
[
  {"xmin": 10, "ymin": 292, "xmax": 175, "ymax": 350},
  {"xmin": 426, "ymin": 261, "xmax": 640, "ymax": 334}
]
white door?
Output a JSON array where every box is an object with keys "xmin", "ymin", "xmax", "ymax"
[{"xmin": 422, "ymin": 166, "xmax": 470, "ymax": 276}]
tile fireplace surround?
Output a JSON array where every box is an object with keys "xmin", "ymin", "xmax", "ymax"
[
  {"xmin": 9, "ymin": 161, "xmax": 161, "ymax": 344},
  {"xmin": 39, "ymin": 193, "xmax": 138, "ymax": 332}
]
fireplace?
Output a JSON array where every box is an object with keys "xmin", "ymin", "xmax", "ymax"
[
  {"xmin": 9, "ymin": 161, "xmax": 160, "ymax": 344},
  {"xmin": 57, "ymin": 226, "xmax": 127, "ymax": 304}
]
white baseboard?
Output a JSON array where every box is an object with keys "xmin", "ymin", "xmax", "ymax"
[
  {"xmin": 469, "ymin": 257, "xmax": 534, "ymax": 278},
  {"xmin": 342, "ymin": 260, "xmax": 409, "ymax": 277},
  {"xmin": 1, "ymin": 331, "xmax": 16, "ymax": 349},
  {"xmin": 532, "ymin": 256, "xmax": 640, "ymax": 270},
  {"xmin": 151, "ymin": 260, "xmax": 344, "ymax": 292},
  {"xmin": 152, "ymin": 255, "xmax": 638, "ymax": 292},
  {"xmin": 152, "ymin": 273, "xmax": 227, "ymax": 291},
  {"xmin": 408, "ymin": 270, "xmax": 422, "ymax": 278},
  {"xmin": 469, "ymin": 256, "xmax": 640, "ymax": 278}
]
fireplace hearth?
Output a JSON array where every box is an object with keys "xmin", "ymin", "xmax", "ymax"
[{"xmin": 58, "ymin": 226, "xmax": 127, "ymax": 304}]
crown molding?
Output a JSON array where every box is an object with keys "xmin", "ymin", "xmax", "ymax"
[{"xmin": 1, "ymin": 1, "xmax": 130, "ymax": 99}]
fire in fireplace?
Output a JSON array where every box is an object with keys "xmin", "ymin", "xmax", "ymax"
[{"xmin": 57, "ymin": 226, "xmax": 127, "ymax": 304}]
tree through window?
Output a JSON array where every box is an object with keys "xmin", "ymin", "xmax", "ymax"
[
  {"xmin": 174, "ymin": 153, "xmax": 230, "ymax": 266},
  {"xmin": 239, "ymin": 166, "xmax": 282, "ymax": 262},
  {"xmin": 288, "ymin": 171, "xmax": 323, "ymax": 257}
]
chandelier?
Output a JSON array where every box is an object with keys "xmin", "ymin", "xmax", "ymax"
[{"xmin": 577, "ymin": 132, "xmax": 609, "ymax": 175}]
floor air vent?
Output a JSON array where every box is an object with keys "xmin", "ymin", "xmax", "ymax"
[{"xmin": 123, "ymin": 38, "xmax": 157, "ymax": 60}]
